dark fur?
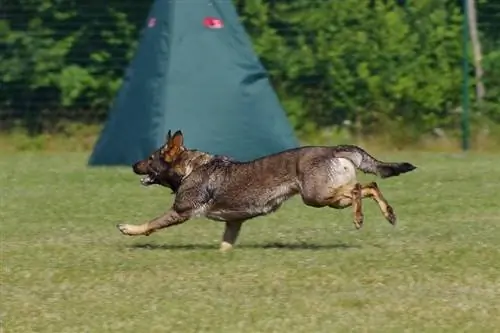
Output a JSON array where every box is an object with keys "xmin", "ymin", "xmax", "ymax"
[
  {"xmin": 119, "ymin": 130, "xmax": 417, "ymax": 251},
  {"xmin": 132, "ymin": 148, "xmax": 182, "ymax": 192}
]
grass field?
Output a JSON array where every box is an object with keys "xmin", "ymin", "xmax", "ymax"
[{"xmin": 2, "ymin": 151, "xmax": 500, "ymax": 332}]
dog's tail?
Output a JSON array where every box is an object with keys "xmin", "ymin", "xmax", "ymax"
[{"xmin": 331, "ymin": 145, "xmax": 417, "ymax": 178}]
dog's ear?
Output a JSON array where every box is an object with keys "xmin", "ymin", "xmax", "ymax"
[
  {"xmin": 171, "ymin": 130, "xmax": 183, "ymax": 147},
  {"xmin": 163, "ymin": 130, "xmax": 184, "ymax": 162},
  {"xmin": 165, "ymin": 130, "xmax": 172, "ymax": 145},
  {"xmin": 160, "ymin": 130, "xmax": 172, "ymax": 155}
]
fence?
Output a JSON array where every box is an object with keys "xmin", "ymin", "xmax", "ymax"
[{"xmin": 1, "ymin": 0, "xmax": 499, "ymax": 149}]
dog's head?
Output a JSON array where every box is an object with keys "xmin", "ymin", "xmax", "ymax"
[
  {"xmin": 131, "ymin": 130, "xmax": 186, "ymax": 191},
  {"xmin": 160, "ymin": 131, "xmax": 215, "ymax": 180}
]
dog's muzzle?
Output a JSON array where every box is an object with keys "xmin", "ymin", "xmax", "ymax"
[{"xmin": 139, "ymin": 164, "xmax": 163, "ymax": 186}]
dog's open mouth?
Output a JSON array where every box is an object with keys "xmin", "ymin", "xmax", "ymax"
[{"xmin": 140, "ymin": 175, "xmax": 156, "ymax": 186}]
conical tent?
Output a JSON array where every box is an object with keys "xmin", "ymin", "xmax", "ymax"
[{"xmin": 88, "ymin": 0, "xmax": 299, "ymax": 166}]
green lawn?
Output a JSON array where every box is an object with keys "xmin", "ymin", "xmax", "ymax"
[{"xmin": 1, "ymin": 151, "xmax": 500, "ymax": 332}]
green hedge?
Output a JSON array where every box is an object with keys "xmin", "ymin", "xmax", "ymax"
[{"xmin": 1, "ymin": 0, "xmax": 499, "ymax": 136}]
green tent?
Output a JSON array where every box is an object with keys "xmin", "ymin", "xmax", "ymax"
[{"xmin": 88, "ymin": 0, "xmax": 298, "ymax": 166}]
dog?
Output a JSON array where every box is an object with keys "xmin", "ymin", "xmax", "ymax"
[{"xmin": 118, "ymin": 130, "xmax": 417, "ymax": 251}]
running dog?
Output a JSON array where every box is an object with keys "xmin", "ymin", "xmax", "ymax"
[{"xmin": 118, "ymin": 130, "xmax": 417, "ymax": 251}]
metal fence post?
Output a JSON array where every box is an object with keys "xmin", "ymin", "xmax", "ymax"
[{"xmin": 462, "ymin": 0, "xmax": 471, "ymax": 151}]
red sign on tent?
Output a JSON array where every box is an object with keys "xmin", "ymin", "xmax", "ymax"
[{"xmin": 203, "ymin": 17, "xmax": 223, "ymax": 29}]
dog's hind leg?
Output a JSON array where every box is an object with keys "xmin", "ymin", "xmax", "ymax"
[
  {"xmin": 117, "ymin": 209, "xmax": 190, "ymax": 236},
  {"xmin": 360, "ymin": 182, "xmax": 396, "ymax": 226},
  {"xmin": 220, "ymin": 221, "xmax": 243, "ymax": 252},
  {"xmin": 326, "ymin": 182, "xmax": 397, "ymax": 228},
  {"xmin": 326, "ymin": 183, "xmax": 364, "ymax": 229},
  {"xmin": 351, "ymin": 183, "xmax": 364, "ymax": 229}
]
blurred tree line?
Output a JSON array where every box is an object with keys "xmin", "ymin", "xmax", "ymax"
[{"xmin": 1, "ymin": 0, "xmax": 499, "ymax": 139}]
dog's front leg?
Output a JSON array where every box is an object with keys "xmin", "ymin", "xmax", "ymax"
[
  {"xmin": 220, "ymin": 221, "xmax": 243, "ymax": 252},
  {"xmin": 117, "ymin": 209, "xmax": 190, "ymax": 236}
]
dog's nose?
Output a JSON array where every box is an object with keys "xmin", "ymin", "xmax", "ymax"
[{"xmin": 132, "ymin": 161, "xmax": 148, "ymax": 175}]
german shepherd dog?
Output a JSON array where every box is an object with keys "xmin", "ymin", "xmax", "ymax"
[{"xmin": 118, "ymin": 130, "xmax": 417, "ymax": 251}]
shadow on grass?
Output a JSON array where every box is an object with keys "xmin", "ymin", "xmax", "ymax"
[{"xmin": 129, "ymin": 242, "xmax": 359, "ymax": 251}]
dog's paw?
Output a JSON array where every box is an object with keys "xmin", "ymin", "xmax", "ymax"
[
  {"xmin": 117, "ymin": 223, "xmax": 130, "ymax": 235},
  {"xmin": 219, "ymin": 241, "xmax": 234, "ymax": 252},
  {"xmin": 117, "ymin": 223, "xmax": 141, "ymax": 236},
  {"xmin": 385, "ymin": 206, "xmax": 397, "ymax": 226},
  {"xmin": 353, "ymin": 213, "xmax": 364, "ymax": 230}
]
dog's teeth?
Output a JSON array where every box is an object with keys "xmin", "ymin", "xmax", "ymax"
[{"xmin": 140, "ymin": 176, "xmax": 153, "ymax": 185}]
